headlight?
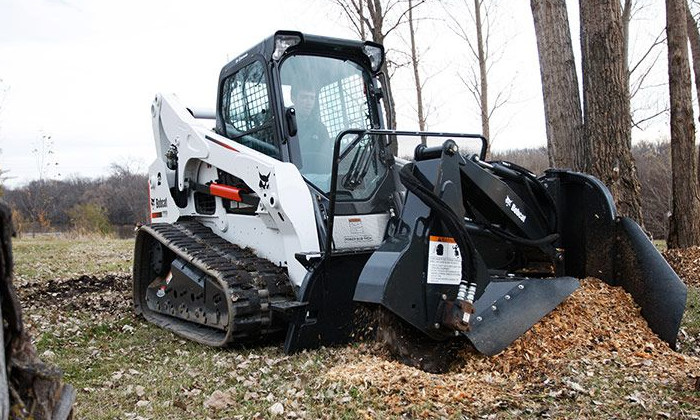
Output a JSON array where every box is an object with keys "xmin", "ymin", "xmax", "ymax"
[
  {"xmin": 273, "ymin": 33, "xmax": 302, "ymax": 60},
  {"xmin": 362, "ymin": 43, "xmax": 384, "ymax": 72}
]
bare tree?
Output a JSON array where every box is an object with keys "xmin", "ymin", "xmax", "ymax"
[
  {"xmin": 472, "ymin": 0, "xmax": 488, "ymax": 145},
  {"xmin": 331, "ymin": 0, "xmax": 424, "ymax": 154},
  {"xmin": 530, "ymin": 0, "xmax": 584, "ymax": 170},
  {"xmin": 32, "ymin": 133, "xmax": 59, "ymax": 181},
  {"xmin": 580, "ymin": 0, "xmax": 644, "ymax": 224},
  {"xmin": 101, "ymin": 161, "xmax": 149, "ymax": 225},
  {"xmin": 666, "ymin": 0, "xmax": 700, "ymax": 248},
  {"xmin": 622, "ymin": 1, "xmax": 668, "ymax": 130},
  {"xmin": 407, "ymin": 0, "xmax": 427, "ymax": 144},
  {"xmin": 444, "ymin": 0, "xmax": 511, "ymax": 156}
]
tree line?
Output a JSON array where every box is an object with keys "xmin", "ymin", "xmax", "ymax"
[{"xmin": 2, "ymin": 164, "xmax": 148, "ymax": 237}]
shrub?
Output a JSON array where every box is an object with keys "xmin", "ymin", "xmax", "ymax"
[{"xmin": 67, "ymin": 203, "xmax": 113, "ymax": 236}]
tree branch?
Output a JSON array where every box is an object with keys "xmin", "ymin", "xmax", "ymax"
[
  {"xmin": 632, "ymin": 107, "xmax": 668, "ymax": 129},
  {"xmin": 629, "ymin": 28, "xmax": 666, "ymax": 76}
]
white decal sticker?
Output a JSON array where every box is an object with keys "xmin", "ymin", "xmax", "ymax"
[{"xmin": 426, "ymin": 235, "xmax": 462, "ymax": 285}]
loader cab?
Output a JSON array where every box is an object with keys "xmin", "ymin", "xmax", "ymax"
[{"xmin": 216, "ymin": 31, "xmax": 394, "ymax": 213}]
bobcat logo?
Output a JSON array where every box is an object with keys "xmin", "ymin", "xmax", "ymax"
[
  {"xmin": 505, "ymin": 195, "xmax": 527, "ymax": 223},
  {"xmin": 259, "ymin": 172, "xmax": 271, "ymax": 189},
  {"xmin": 150, "ymin": 197, "xmax": 167, "ymax": 209}
]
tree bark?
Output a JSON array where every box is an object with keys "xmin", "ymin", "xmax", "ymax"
[
  {"xmin": 580, "ymin": 0, "xmax": 643, "ymax": 224},
  {"xmin": 684, "ymin": 1, "xmax": 700, "ymax": 183},
  {"xmin": 0, "ymin": 203, "xmax": 75, "ymax": 419},
  {"xmin": 686, "ymin": 3, "xmax": 700, "ymax": 103},
  {"xmin": 621, "ymin": 0, "xmax": 632, "ymax": 73},
  {"xmin": 530, "ymin": 0, "xmax": 583, "ymax": 170},
  {"xmin": 666, "ymin": 0, "xmax": 700, "ymax": 248}
]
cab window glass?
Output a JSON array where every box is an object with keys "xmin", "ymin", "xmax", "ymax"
[
  {"xmin": 221, "ymin": 61, "xmax": 278, "ymax": 157},
  {"xmin": 280, "ymin": 55, "xmax": 375, "ymax": 192},
  {"xmin": 318, "ymin": 74, "xmax": 371, "ymax": 140}
]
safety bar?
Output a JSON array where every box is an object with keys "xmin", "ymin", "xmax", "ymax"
[{"xmin": 324, "ymin": 129, "xmax": 487, "ymax": 258}]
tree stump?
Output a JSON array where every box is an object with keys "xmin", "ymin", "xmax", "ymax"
[{"xmin": 0, "ymin": 202, "xmax": 75, "ymax": 420}]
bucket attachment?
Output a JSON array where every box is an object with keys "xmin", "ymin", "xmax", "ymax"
[
  {"xmin": 356, "ymin": 141, "xmax": 580, "ymax": 351},
  {"xmin": 355, "ymin": 140, "xmax": 686, "ymax": 358}
]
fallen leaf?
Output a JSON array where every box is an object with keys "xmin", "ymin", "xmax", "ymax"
[
  {"xmin": 269, "ymin": 402, "xmax": 284, "ymax": 416},
  {"xmin": 204, "ymin": 390, "xmax": 233, "ymax": 410},
  {"xmin": 564, "ymin": 380, "xmax": 586, "ymax": 394}
]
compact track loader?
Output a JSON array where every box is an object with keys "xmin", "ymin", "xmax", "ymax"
[{"xmin": 133, "ymin": 31, "xmax": 687, "ymax": 371}]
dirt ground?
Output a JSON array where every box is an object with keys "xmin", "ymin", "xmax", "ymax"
[{"xmin": 15, "ymin": 246, "xmax": 700, "ymax": 418}]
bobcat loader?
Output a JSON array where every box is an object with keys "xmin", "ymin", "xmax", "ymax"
[{"xmin": 133, "ymin": 31, "xmax": 687, "ymax": 371}]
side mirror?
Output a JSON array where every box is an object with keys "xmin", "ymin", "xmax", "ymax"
[{"xmin": 285, "ymin": 107, "xmax": 298, "ymax": 137}]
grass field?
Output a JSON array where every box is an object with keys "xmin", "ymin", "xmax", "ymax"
[{"xmin": 12, "ymin": 235, "xmax": 700, "ymax": 419}]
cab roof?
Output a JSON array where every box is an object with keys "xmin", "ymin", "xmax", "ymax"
[{"xmin": 220, "ymin": 30, "xmax": 384, "ymax": 76}]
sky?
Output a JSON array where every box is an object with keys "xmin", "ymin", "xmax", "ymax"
[{"xmin": 0, "ymin": 0, "xmax": 669, "ymax": 188}]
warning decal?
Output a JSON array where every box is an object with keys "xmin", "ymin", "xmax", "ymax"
[{"xmin": 426, "ymin": 235, "xmax": 462, "ymax": 285}]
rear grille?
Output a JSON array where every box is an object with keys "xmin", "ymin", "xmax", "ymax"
[{"xmin": 194, "ymin": 192, "xmax": 216, "ymax": 215}]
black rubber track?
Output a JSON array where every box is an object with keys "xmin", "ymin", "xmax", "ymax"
[{"xmin": 133, "ymin": 219, "xmax": 295, "ymax": 347}]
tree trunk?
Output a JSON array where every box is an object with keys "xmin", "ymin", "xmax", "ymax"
[
  {"xmin": 474, "ymin": 0, "xmax": 490, "ymax": 154},
  {"xmin": 0, "ymin": 203, "xmax": 75, "ymax": 419},
  {"xmin": 621, "ymin": 0, "xmax": 632, "ymax": 73},
  {"xmin": 580, "ymin": 0, "xmax": 643, "ymax": 224},
  {"xmin": 530, "ymin": 0, "xmax": 583, "ymax": 170},
  {"xmin": 666, "ymin": 0, "xmax": 700, "ymax": 248},
  {"xmin": 367, "ymin": 0, "xmax": 398, "ymax": 154},
  {"xmin": 408, "ymin": 0, "xmax": 427, "ymax": 145},
  {"xmin": 686, "ymin": 3, "xmax": 700, "ymax": 104},
  {"xmin": 685, "ymin": 1, "xmax": 700, "ymax": 183}
]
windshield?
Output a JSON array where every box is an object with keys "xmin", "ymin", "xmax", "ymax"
[{"xmin": 280, "ymin": 55, "xmax": 383, "ymax": 197}]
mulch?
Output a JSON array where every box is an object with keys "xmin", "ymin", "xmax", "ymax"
[
  {"xmin": 326, "ymin": 246, "xmax": 700, "ymax": 417},
  {"xmin": 664, "ymin": 246, "xmax": 700, "ymax": 288}
]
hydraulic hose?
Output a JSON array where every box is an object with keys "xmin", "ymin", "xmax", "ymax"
[
  {"xmin": 480, "ymin": 222, "xmax": 559, "ymax": 247},
  {"xmin": 399, "ymin": 162, "xmax": 483, "ymax": 293}
]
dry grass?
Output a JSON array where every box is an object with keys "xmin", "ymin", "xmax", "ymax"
[{"xmin": 12, "ymin": 236, "xmax": 700, "ymax": 419}]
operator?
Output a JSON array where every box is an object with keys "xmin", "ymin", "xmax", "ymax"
[{"xmin": 291, "ymin": 83, "xmax": 331, "ymax": 168}]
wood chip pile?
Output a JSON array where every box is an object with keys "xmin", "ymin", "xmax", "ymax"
[
  {"xmin": 664, "ymin": 246, "xmax": 700, "ymax": 288},
  {"xmin": 326, "ymin": 278, "xmax": 700, "ymax": 417}
]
